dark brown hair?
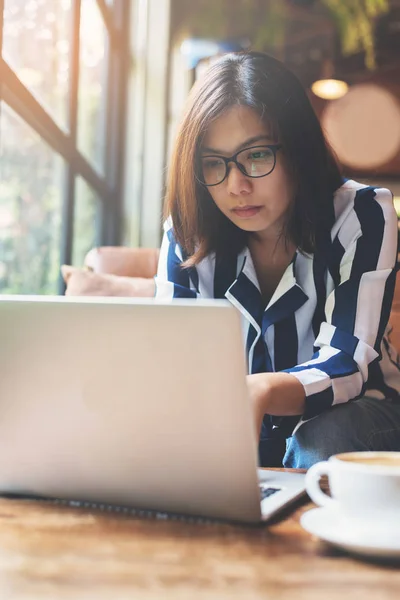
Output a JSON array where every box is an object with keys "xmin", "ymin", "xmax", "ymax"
[{"xmin": 164, "ymin": 51, "xmax": 342, "ymax": 266}]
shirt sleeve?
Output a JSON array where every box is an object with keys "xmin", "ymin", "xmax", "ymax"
[
  {"xmin": 285, "ymin": 186, "xmax": 398, "ymax": 421},
  {"xmin": 155, "ymin": 222, "xmax": 199, "ymax": 299}
]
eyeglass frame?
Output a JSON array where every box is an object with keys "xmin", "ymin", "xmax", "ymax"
[{"xmin": 197, "ymin": 143, "xmax": 283, "ymax": 187}]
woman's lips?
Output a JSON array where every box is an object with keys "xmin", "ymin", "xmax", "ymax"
[{"xmin": 231, "ymin": 206, "xmax": 262, "ymax": 218}]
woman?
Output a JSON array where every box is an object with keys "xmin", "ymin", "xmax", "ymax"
[{"xmin": 155, "ymin": 51, "xmax": 400, "ymax": 468}]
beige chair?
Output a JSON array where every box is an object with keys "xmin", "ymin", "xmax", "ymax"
[
  {"xmin": 62, "ymin": 247, "xmax": 159, "ymax": 297},
  {"xmin": 84, "ymin": 246, "xmax": 160, "ymax": 279}
]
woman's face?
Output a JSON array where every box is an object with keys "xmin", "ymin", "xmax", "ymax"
[{"xmin": 200, "ymin": 105, "xmax": 295, "ymax": 242}]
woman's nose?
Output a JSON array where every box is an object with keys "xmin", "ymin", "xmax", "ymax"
[{"xmin": 226, "ymin": 164, "xmax": 252, "ymax": 196}]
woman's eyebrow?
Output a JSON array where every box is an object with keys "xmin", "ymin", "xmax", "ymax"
[{"xmin": 202, "ymin": 135, "xmax": 273, "ymax": 155}]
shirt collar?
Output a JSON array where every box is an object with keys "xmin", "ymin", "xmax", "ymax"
[{"xmin": 225, "ymin": 246, "xmax": 309, "ymax": 330}]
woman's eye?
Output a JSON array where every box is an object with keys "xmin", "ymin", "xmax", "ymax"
[
  {"xmin": 249, "ymin": 151, "xmax": 267, "ymax": 160},
  {"xmin": 203, "ymin": 159, "xmax": 224, "ymax": 169}
]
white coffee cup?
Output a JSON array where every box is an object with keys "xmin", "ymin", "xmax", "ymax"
[{"xmin": 305, "ymin": 451, "xmax": 400, "ymax": 533}]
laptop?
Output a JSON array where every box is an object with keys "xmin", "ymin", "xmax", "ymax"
[{"xmin": 0, "ymin": 295, "xmax": 305, "ymax": 524}]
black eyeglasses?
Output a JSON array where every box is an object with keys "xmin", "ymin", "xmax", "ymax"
[{"xmin": 197, "ymin": 144, "xmax": 282, "ymax": 187}]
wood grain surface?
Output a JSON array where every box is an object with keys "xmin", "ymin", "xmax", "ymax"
[{"xmin": 0, "ymin": 471, "xmax": 398, "ymax": 600}]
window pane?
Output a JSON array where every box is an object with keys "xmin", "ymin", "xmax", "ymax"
[
  {"xmin": 0, "ymin": 103, "xmax": 64, "ymax": 295},
  {"xmin": 3, "ymin": 0, "xmax": 72, "ymax": 128},
  {"xmin": 78, "ymin": 0, "xmax": 108, "ymax": 173},
  {"xmin": 72, "ymin": 177, "xmax": 101, "ymax": 267}
]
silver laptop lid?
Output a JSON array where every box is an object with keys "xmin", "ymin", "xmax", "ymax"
[{"xmin": 0, "ymin": 296, "xmax": 262, "ymax": 523}]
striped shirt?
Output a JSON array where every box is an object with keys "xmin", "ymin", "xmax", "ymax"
[{"xmin": 155, "ymin": 179, "xmax": 400, "ymax": 431}]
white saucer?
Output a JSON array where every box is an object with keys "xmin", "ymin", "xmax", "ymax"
[{"xmin": 300, "ymin": 507, "xmax": 400, "ymax": 560}]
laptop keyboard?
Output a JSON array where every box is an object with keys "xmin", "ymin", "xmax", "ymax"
[{"xmin": 259, "ymin": 486, "xmax": 281, "ymax": 501}]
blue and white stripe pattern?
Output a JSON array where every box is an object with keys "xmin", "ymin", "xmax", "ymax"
[{"xmin": 156, "ymin": 180, "xmax": 400, "ymax": 427}]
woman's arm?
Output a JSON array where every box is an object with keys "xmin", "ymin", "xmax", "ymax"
[{"xmin": 248, "ymin": 372, "xmax": 305, "ymax": 438}]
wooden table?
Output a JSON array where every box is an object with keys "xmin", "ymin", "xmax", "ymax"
[{"xmin": 0, "ymin": 470, "xmax": 398, "ymax": 600}]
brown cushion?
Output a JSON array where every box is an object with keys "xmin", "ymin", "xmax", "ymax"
[
  {"xmin": 388, "ymin": 269, "xmax": 400, "ymax": 353},
  {"xmin": 61, "ymin": 266, "xmax": 155, "ymax": 297},
  {"xmin": 388, "ymin": 313, "xmax": 400, "ymax": 354}
]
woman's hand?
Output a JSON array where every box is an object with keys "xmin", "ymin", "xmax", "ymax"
[{"xmin": 246, "ymin": 372, "xmax": 306, "ymax": 440}]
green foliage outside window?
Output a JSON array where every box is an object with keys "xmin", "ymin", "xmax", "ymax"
[{"xmin": 0, "ymin": 106, "xmax": 63, "ymax": 294}]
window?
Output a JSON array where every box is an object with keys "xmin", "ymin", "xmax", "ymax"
[
  {"xmin": 0, "ymin": 0, "xmax": 130, "ymax": 294},
  {"xmin": 2, "ymin": 0, "xmax": 72, "ymax": 128},
  {"xmin": 0, "ymin": 104, "xmax": 64, "ymax": 294},
  {"xmin": 78, "ymin": 0, "xmax": 108, "ymax": 172}
]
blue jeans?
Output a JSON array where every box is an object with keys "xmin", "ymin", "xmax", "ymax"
[{"xmin": 283, "ymin": 397, "xmax": 400, "ymax": 469}]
